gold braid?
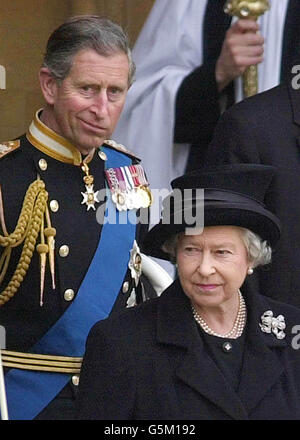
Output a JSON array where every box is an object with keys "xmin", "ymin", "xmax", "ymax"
[{"xmin": 0, "ymin": 179, "xmax": 49, "ymax": 306}]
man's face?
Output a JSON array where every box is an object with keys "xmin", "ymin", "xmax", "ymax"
[{"xmin": 43, "ymin": 49, "xmax": 130, "ymax": 153}]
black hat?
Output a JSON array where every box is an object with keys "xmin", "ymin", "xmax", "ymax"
[{"xmin": 142, "ymin": 164, "xmax": 281, "ymax": 261}]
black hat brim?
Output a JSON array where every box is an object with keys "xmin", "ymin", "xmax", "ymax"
[{"xmin": 142, "ymin": 204, "xmax": 281, "ymax": 261}]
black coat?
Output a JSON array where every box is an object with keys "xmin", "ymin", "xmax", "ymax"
[
  {"xmin": 77, "ymin": 279, "xmax": 300, "ymax": 420},
  {"xmin": 204, "ymin": 82, "xmax": 300, "ymax": 308},
  {"xmin": 0, "ymin": 133, "xmax": 152, "ymax": 419},
  {"xmin": 174, "ymin": 0, "xmax": 300, "ymax": 172}
]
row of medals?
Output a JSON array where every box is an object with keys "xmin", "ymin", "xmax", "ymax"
[
  {"xmin": 80, "ymin": 151, "xmax": 152, "ymax": 211},
  {"xmin": 112, "ymin": 184, "xmax": 153, "ymax": 211},
  {"xmin": 106, "ymin": 165, "xmax": 153, "ymax": 211}
]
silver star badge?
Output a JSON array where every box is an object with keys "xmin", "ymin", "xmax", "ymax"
[
  {"xmin": 128, "ymin": 240, "xmax": 142, "ymax": 287},
  {"xmin": 81, "ymin": 184, "xmax": 100, "ymax": 211}
]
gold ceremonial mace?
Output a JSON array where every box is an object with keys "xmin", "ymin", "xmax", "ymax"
[{"xmin": 224, "ymin": 0, "xmax": 270, "ymax": 97}]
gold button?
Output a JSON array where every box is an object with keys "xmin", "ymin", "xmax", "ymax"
[
  {"xmin": 59, "ymin": 245, "xmax": 69, "ymax": 258},
  {"xmin": 64, "ymin": 289, "xmax": 75, "ymax": 301},
  {"xmin": 98, "ymin": 150, "xmax": 107, "ymax": 161},
  {"xmin": 50, "ymin": 200, "xmax": 59, "ymax": 212},
  {"xmin": 72, "ymin": 375, "xmax": 80, "ymax": 386},
  {"xmin": 122, "ymin": 281, "xmax": 129, "ymax": 293},
  {"xmin": 38, "ymin": 158, "xmax": 47, "ymax": 171}
]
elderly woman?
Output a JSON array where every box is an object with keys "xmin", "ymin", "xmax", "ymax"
[{"xmin": 77, "ymin": 164, "xmax": 300, "ymax": 420}]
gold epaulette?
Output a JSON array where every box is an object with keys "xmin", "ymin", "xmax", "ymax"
[
  {"xmin": 0, "ymin": 140, "xmax": 20, "ymax": 159},
  {"xmin": 104, "ymin": 139, "xmax": 139, "ymax": 160}
]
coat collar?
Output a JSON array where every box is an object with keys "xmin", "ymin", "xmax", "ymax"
[
  {"xmin": 156, "ymin": 280, "xmax": 287, "ymax": 419},
  {"xmin": 287, "ymin": 82, "xmax": 300, "ymax": 156},
  {"xmin": 237, "ymin": 291, "xmax": 287, "ymax": 414},
  {"xmin": 157, "ymin": 280, "xmax": 247, "ymax": 419},
  {"xmin": 288, "ymin": 81, "xmax": 300, "ymax": 127}
]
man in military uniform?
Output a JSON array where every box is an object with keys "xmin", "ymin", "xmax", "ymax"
[{"xmin": 0, "ymin": 15, "xmax": 155, "ymax": 420}]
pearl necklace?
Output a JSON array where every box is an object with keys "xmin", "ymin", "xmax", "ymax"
[{"xmin": 191, "ymin": 291, "xmax": 247, "ymax": 339}]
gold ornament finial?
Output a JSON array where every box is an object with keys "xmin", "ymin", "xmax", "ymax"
[
  {"xmin": 225, "ymin": 0, "xmax": 270, "ymax": 19},
  {"xmin": 224, "ymin": 0, "xmax": 270, "ymax": 97}
]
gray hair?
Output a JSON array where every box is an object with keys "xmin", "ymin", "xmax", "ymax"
[
  {"xmin": 42, "ymin": 15, "xmax": 136, "ymax": 86},
  {"xmin": 162, "ymin": 227, "xmax": 272, "ymax": 268},
  {"xmin": 240, "ymin": 228, "xmax": 272, "ymax": 268}
]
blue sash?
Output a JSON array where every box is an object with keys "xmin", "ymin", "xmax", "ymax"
[{"xmin": 2, "ymin": 147, "xmax": 136, "ymax": 420}]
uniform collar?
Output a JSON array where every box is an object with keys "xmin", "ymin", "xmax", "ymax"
[{"xmin": 26, "ymin": 109, "xmax": 83, "ymax": 166}]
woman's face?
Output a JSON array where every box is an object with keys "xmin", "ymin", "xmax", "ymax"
[{"xmin": 176, "ymin": 226, "xmax": 250, "ymax": 311}]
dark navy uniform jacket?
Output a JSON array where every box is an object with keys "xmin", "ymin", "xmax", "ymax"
[{"xmin": 0, "ymin": 114, "xmax": 153, "ymax": 419}]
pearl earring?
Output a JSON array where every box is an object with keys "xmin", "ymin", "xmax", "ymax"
[{"xmin": 247, "ymin": 268, "xmax": 253, "ymax": 275}]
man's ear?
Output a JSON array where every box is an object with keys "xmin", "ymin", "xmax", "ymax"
[{"xmin": 39, "ymin": 67, "xmax": 58, "ymax": 105}]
